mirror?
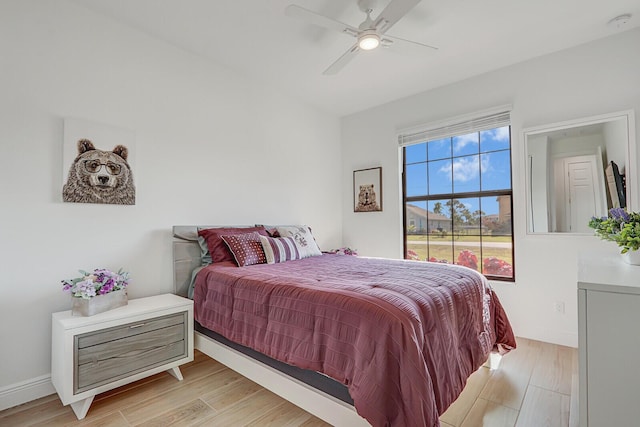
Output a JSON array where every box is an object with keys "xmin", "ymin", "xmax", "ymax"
[{"xmin": 524, "ymin": 110, "xmax": 636, "ymax": 234}]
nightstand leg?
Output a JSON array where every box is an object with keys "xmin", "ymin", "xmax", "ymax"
[
  {"xmin": 167, "ymin": 366, "xmax": 183, "ymax": 381},
  {"xmin": 70, "ymin": 395, "xmax": 94, "ymax": 420}
]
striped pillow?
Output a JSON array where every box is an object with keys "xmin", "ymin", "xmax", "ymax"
[
  {"xmin": 259, "ymin": 235, "xmax": 301, "ymax": 264},
  {"xmin": 220, "ymin": 232, "xmax": 266, "ymax": 267},
  {"xmin": 274, "ymin": 225, "xmax": 322, "ymax": 258}
]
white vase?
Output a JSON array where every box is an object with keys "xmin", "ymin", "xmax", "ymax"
[{"xmin": 621, "ymin": 250, "xmax": 640, "ymax": 265}]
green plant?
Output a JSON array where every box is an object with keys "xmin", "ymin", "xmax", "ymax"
[{"xmin": 588, "ymin": 208, "xmax": 640, "ymax": 254}]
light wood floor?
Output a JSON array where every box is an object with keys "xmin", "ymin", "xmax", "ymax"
[{"xmin": 0, "ymin": 337, "xmax": 577, "ymax": 426}]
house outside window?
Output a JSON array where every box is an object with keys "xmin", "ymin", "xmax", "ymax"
[{"xmin": 399, "ymin": 108, "xmax": 515, "ymax": 281}]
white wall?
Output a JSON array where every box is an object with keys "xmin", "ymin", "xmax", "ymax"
[
  {"xmin": 341, "ymin": 28, "xmax": 640, "ymax": 348},
  {"xmin": 0, "ymin": 0, "xmax": 341, "ymax": 404},
  {"xmin": 550, "ymin": 134, "xmax": 604, "ymax": 157},
  {"xmin": 604, "ymin": 119, "xmax": 630, "ymax": 175}
]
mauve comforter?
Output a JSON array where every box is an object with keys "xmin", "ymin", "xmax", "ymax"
[{"xmin": 193, "ymin": 254, "xmax": 516, "ymax": 427}]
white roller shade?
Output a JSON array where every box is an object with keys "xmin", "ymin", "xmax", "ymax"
[{"xmin": 398, "ymin": 106, "xmax": 511, "ymax": 147}]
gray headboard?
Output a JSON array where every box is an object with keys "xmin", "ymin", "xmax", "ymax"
[
  {"xmin": 172, "ymin": 225, "xmax": 260, "ymax": 297},
  {"xmin": 172, "ymin": 226, "xmax": 202, "ymax": 298}
]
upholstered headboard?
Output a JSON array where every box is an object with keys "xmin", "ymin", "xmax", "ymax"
[{"xmin": 172, "ymin": 225, "xmax": 261, "ymax": 297}]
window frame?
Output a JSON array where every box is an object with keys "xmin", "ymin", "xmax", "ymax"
[{"xmin": 401, "ymin": 125, "xmax": 515, "ymax": 282}]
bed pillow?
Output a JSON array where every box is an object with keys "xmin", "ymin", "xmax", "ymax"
[
  {"xmin": 198, "ymin": 226, "xmax": 269, "ymax": 264},
  {"xmin": 220, "ymin": 232, "xmax": 267, "ymax": 267},
  {"xmin": 275, "ymin": 225, "xmax": 322, "ymax": 258},
  {"xmin": 259, "ymin": 235, "xmax": 301, "ymax": 264}
]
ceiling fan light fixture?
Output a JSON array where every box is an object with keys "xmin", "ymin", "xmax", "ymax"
[{"xmin": 358, "ymin": 32, "xmax": 380, "ymax": 50}]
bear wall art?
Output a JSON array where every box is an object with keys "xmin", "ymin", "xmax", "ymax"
[
  {"xmin": 62, "ymin": 118, "xmax": 136, "ymax": 205},
  {"xmin": 353, "ymin": 167, "xmax": 382, "ymax": 212}
]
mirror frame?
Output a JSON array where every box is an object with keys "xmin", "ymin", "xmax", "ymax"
[{"xmin": 523, "ymin": 109, "xmax": 637, "ymax": 235}]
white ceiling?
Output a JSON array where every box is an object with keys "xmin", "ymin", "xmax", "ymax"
[{"xmin": 75, "ymin": 0, "xmax": 639, "ymax": 117}]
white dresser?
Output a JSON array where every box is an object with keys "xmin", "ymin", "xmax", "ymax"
[{"xmin": 578, "ymin": 250, "xmax": 640, "ymax": 427}]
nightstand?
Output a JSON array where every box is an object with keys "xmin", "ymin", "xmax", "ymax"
[{"xmin": 51, "ymin": 293, "xmax": 194, "ymax": 420}]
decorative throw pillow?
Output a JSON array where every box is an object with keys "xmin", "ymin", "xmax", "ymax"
[
  {"xmin": 198, "ymin": 226, "xmax": 269, "ymax": 264},
  {"xmin": 275, "ymin": 225, "xmax": 322, "ymax": 258},
  {"xmin": 259, "ymin": 235, "xmax": 301, "ymax": 264},
  {"xmin": 220, "ymin": 232, "xmax": 266, "ymax": 267}
]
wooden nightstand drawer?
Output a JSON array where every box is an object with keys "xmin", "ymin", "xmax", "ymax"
[
  {"xmin": 76, "ymin": 312, "xmax": 185, "ymax": 348},
  {"xmin": 75, "ymin": 312, "xmax": 188, "ymax": 393}
]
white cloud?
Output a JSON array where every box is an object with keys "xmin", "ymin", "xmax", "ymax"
[
  {"xmin": 439, "ymin": 155, "xmax": 491, "ymax": 182},
  {"xmin": 453, "ymin": 133, "xmax": 477, "ymax": 151},
  {"xmin": 484, "ymin": 126, "xmax": 510, "ymax": 142}
]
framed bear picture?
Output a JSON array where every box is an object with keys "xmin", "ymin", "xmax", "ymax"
[
  {"xmin": 353, "ymin": 167, "xmax": 382, "ymax": 212},
  {"xmin": 62, "ymin": 118, "xmax": 136, "ymax": 205}
]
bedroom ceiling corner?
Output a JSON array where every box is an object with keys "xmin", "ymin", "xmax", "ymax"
[{"xmin": 73, "ymin": 0, "xmax": 640, "ymax": 116}]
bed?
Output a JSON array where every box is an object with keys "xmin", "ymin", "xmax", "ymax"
[{"xmin": 173, "ymin": 225, "xmax": 516, "ymax": 427}]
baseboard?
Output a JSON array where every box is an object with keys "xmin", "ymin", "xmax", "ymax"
[
  {"xmin": 0, "ymin": 374, "xmax": 56, "ymax": 411},
  {"xmin": 517, "ymin": 331, "xmax": 578, "ymax": 349}
]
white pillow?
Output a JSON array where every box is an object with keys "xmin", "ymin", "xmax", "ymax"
[{"xmin": 275, "ymin": 225, "xmax": 322, "ymax": 258}]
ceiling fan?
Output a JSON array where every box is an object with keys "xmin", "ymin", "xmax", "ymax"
[{"xmin": 285, "ymin": 0, "xmax": 437, "ymax": 75}]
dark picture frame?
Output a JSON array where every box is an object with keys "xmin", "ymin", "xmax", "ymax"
[{"xmin": 353, "ymin": 167, "xmax": 382, "ymax": 212}]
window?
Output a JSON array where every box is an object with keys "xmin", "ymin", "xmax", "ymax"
[{"xmin": 400, "ymin": 109, "xmax": 515, "ymax": 281}]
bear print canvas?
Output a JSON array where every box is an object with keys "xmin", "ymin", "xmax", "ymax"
[
  {"xmin": 353, "ymin": 167, "xmax": 382, "ymax": 212},
  {"xmin": 62, "ymin": 118, "xmax": 136, "ymax": 205}
]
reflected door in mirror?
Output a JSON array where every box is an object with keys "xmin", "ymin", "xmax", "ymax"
[
  {"xmin": 553, "ymin": 155, "xmax": 605, "ymax": 233},
  {"xmin": 525, "ymin": 110, "xmax": 635, "ymax": 234}
]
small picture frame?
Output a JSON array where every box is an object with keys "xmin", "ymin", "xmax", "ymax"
[{"xmin": 354, "ymin": 167, "xmax": 382, "ymax": 212}]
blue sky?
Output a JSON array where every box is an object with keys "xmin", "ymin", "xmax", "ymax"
[{"xmin": 405, "ymin": 126, "xmax": 511, "ymax": 216}]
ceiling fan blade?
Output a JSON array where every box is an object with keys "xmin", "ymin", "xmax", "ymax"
[
  {"xmin": 373, "ymin": 0, "xmax": 422, "ymax": 34},
  {"xmin": 382, "ymin": 34, "xmax": 438, "ymax": 50},
  {"xmin": 323, "ymin": 44, "xmax": 360, "ymax": 75},
  {"xmin": 285, "ymin": 4, "xmax": 359, "ymax": 36}
]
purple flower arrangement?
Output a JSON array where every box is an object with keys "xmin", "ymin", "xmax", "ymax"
[{"xmin": 62, "ymin": 268, "xmax": 130, "ymax": 299}]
